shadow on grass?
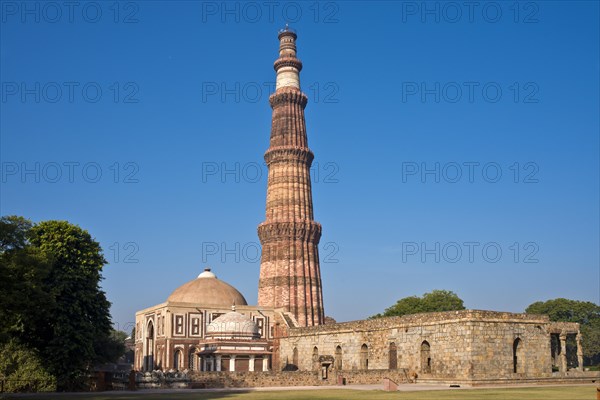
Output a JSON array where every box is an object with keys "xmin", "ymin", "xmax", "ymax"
[
  {"xmin": 0, "ymin": 389, "xmax": 253, "ymax": 400},
  {"xmin": 1, "ymin": 386, "xmax": 596, "ymax": 400}
]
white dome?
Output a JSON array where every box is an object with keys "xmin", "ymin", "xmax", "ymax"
[
  {"xmin": 198, "ymin": 269, "xmax": 216, "ymax": 278},
  {"xmin": 206, "ymin": 310, "xmax": 260, "ymax": 340}
]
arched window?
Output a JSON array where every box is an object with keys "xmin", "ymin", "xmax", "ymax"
[
  {"xmin": 188, "ymin": 347, "xmax": 197, "ymax": 371},
  {"xmin": 293, "ymin": 347, "xmax": 299, "ymax": 367},
  {"xmin": 389, "ymin": 342, "xmax": 397, "ymax": 370},
  {"xmin": 312, "ymin": 346, "xmax": 319, "ymax": 371},
  {"xmin": 360, "ymin": 344, "xmax": 368, "ymax": 370},
  {"xmin": 335, "ymin": 346, "xmax": 343, "ymax": 370},
  {"xmin": 420, "ymin": 341, "xmax": 431, "ymax": 374},
  {"xmin": 174, "ymin": 349, "xmax": 183, "ymax": 370},
  {"xmin": 513, "ymin": 338, "xmax": 522, "ymax": 373}
]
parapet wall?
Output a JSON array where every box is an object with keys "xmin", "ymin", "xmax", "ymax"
[{"xmin": 288, "ymin": 310, "xmax": 550, "ymax": 337}]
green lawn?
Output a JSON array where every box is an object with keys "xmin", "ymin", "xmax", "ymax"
[{"xmin": 1, "ymin": 386, "xmax": 597, "ymax": 400}]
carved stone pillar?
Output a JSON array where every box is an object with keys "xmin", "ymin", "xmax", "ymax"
[
  {"xmin": 229, "ymin": 355, "xmax": 236, "ymax": 372},
  {"xmin": 576, "ymin": 332, "xmax": 584, "ymax": 371},
  {"xmin": 216, "ymin": 355, "xmax": 222, "ymax": 372},
  {"xmin": 249, "ymin": 355, "xmax": 255, "ymax": 372},
  {"xmin": 559, "ymin": 333, "xmax": 568, "ymax": 373}
]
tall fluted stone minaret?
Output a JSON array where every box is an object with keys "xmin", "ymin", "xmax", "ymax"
[{"xmin": 257, "ymin": 27, "xmax": 324, "ymax": 327}]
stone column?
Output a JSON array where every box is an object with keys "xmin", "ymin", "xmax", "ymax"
[
  {"xmin": 229, "ymin": 355, "xmax": 236, "ymax": 372},
  {"xmin": 216, "ymin": 355, "xmax": 222, "ymax": 372},
  {"xmin": 559, "ymin": 333, "xmax": 568, "ymax": 373},
  {"xmin": 262, "ymin": 357, "xmax": 269, "ymax": 372},
  {"xmin": 576, "ymin": 332, "xmax": 584, "ymax": 371},
  {"xmin": 202, "ymin": 357, "xmax": 207, "ymax": 372},
  {"xmin": 551, "ymin": 334, "xmax": 558, "ymax": 367},
  {"xmin": 165, "ymin": 339, "xmax": 170, "ymax": 371},
  {"xmin": 249, "ymin": 355, "xmax": 255, "ymax": 372}
]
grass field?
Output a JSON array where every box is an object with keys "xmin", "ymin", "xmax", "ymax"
[{"xmin": 1, "ymin": 386, "xmax": 597, "ymax": 400}]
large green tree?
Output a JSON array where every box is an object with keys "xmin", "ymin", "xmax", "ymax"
[
  {"xmin": 0, "ymin": 216, "xmax": 119, "ymax": 391},
  {"xmin": 29, "ymin": 220, "xmax": 113, "ymax": 390},
  {"xmin": 371, "ymin": 290, "xmax": 466, "ymax": 318},
  {"xmin": 526, "ymin": 298, "xmax": 600, "ymax": 366}
]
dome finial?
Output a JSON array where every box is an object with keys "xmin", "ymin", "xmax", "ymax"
[
  {"xmin": 198, "ymin": 267, "xmax": 217, "ymax": 279},
  {"xmin": 231, "ymin": 301, "xmax": 236, "ymax": 312},
  {"xmin": 278, "ymin": 24, "xmax": 296, "ymax": 36}
]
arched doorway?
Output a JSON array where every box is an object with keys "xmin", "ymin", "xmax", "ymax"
[
  {"xmin": 145, "ymin": 321, "xmax": 154, "ymax": 371},
  {"xmin": 174, "ymin": 349, "xmax": 183, "ymax": 370},
  {"xmin": 360, "ymin": 344, "xmax": 368, "ymax": 370},
  {"xmin": 420, "ymin": 341, "xmax": 431, "ymax": 374},
  {"xmin": 513, "ymin": 338, "xmax": 522, "ymax": 373},
  {"xmin": 335, "ymin": 346, "xmax": 343, "ymax": 370},
  {"xmin": 389, "ymin": 342, "xmax": 397, "ymax": 370}
]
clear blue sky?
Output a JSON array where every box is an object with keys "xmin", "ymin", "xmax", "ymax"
[{"xmin": 1, "ymin": 1, "xmax": 598, "ymax": 331}]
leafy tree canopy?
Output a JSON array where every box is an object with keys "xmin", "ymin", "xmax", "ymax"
[
  {"xmin": 0, "ymin": 216, "xmax": 122, "ymax": 391},
  {"xmin": 525, "ymin": 298, "xmax": 600, "ymax": 324},
  {"xmin": 0, "ymin": 217, "xmax": 52, "ymax": 345},
  {"xmin": 526, "ymin": 298, "xmax": 600, "ymax": 365},
  {"xmin": 0, "ymin": 339, "xmax": 56, "ymax": 393},
  {"xmin": 371, "ymin": 289, "xmax": 466, "ymax": 318},
  {"xmin": 0, "ymin": 215, "xmax": 33, "ymax": 252}
]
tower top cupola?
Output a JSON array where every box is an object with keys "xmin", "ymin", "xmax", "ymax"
[
  {"xmin": 278, "ymin": 24, "xmax": 297, "ymax": 57},
  {"xmin": 274, "ymin": 25, "xmax": 302, "ymax": 90}
]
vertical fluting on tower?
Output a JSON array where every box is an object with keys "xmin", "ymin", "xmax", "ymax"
[{"xmin": 257, "ymin": 27, "xmax": 324, "ymax": 327}]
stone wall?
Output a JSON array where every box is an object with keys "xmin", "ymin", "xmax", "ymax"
[
  {"xmin": 278, "ymin": 310, "xmax": 558, "ymax": 381},
  {"xmin": 136, "ymin": 371, "xmax": 191, "ymax": 389},
  {"xmin": 188, "ymin": 369, "xmax": 409, "ymax": 388},
  {"xmin": 468, "ymin": 320, "xmax": 551, "ymax": 378}
]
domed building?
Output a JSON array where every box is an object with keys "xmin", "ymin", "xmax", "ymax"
[
  {"xmin": 134, "ymin": 268, "xmax": 281, "ymax": 372},
  {"xmin": 196, "ymin": 307, "xmax": 271, "ymax": 372}
]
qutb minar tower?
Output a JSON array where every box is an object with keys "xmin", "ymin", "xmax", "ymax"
[{"xmin": 257, "ymin": 27, "xmax": 325, "ymax": 327}]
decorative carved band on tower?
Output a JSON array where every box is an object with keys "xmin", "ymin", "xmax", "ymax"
[{"xmin": 257, "ymin": 27, "xmax": 325, "ymax": 327}]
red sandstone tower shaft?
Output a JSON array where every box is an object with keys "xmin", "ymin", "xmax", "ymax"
[{"xmin": 257, "ymin": 28, "xmax": 324, "ymax": 327}]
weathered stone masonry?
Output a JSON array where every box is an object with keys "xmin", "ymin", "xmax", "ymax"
[{"xmin": 278, "ymin": 310, "xmax": 587, "ymax": 383}]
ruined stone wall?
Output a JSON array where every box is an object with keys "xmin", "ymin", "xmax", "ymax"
[
  {"xmin": 279, "ymin": 310, "xmax": 556, "ymax": 381},
  {"xmin": 468, "ymin": 320, "xmax": 552, "ymax": 378},
  {"xmin": 280, "ymin": 315, "xmax": 472, "ymax": 378},
  {"xmin": 189, "ymin": 369, "xmax": 409, "ymax": 388}
]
